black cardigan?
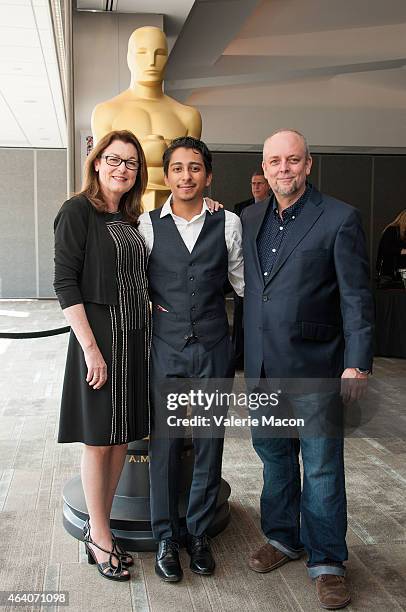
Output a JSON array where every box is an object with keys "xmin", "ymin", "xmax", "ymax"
[{"xmin": 53, "ymin": 195, "xmax": 119, "ymax": 309}]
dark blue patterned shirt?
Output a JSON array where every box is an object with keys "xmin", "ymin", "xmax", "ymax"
[{"xmin": 257, "ymin": 184, "xmax": 312, "ymax": 276}]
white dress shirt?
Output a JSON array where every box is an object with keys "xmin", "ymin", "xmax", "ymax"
[{"xmin": 138, "ymin": 196, "xmax": 244, "ymax": 297}]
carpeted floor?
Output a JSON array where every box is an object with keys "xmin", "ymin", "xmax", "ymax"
[{"xmin": 0, "ymin": 300, "xmax": 405, "ymax": 611}]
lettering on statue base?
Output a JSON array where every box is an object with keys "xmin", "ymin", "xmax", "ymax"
[
  {"xmin": 127, "ymin": 449, "xmax": 192, "ymax": 464},
  {"xmin": 128, "ymin": 455, "xmax": 149, "ymax": 463}
]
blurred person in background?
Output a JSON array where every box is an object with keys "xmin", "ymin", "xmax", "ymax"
[
  {"xmin": 233, "ymin": 168, "xmax": 270, "ymax": 217},
  {"xmin": 376, "ymin": 209, "xmax": 406, "ymax": 283},
  {"xmin": 233, "ymin": 169, "xmax": 270, "ymax": 368}
]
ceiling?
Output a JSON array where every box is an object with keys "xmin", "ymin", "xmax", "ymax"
[
  {"xmin": 0, "ymin": 0, "xmax": 66, "ymax": 148},
  {"xmin": 2, "ymin": 0, "xmax": 406, "ymax": 150},
  {"xmin": 165, "ymin": 0, "xmax": 406, "ymax": 150},
  {"xmin": 76, "ymin": 0, "xmax": 195, "ymax": 51},
  {"xmin": 0, "ymin": 0, "xmax": 195, "ymax": 148}
]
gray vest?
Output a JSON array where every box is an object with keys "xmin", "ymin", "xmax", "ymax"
[{"xmin": 148, "ymin": 208, "xmax": 229, "ymax": 351}]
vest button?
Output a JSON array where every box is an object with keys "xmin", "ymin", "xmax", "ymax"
[
  {"xmin": 191, "ymin": 292, "xmax": 196, "ymax": 296},
  {"xmin": 191, "ymin": 306, "xmax": 196, "ymax": 311},
  {"xmin": 262, "ymin": 296, "xmax": 269, "ymax": 302},
  {"xmin": 189, "ymin": 276, "xmax": 194, "ymax": 281}
]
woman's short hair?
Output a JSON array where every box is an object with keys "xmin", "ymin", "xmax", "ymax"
[{"xmin": 80, "ymin": 130, "xmax": 148, "ymax": 224}]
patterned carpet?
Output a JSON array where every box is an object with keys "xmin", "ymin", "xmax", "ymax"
[{"xmin": 0, "ymin": 300, "xmax": 405, "ymax": 611}]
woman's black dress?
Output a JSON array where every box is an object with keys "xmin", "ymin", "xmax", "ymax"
[{"xmin": 58, "ymin": 212, "xmax": 151, "ymax": 445}]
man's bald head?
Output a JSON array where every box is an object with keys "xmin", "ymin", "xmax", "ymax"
[
  {"xmin": 262, "ymin": 129, "xmax": 312, "ymax": 201},
  {"xmin": 263, "ymin": 129, "xmax": 310, "ymax": 160}
]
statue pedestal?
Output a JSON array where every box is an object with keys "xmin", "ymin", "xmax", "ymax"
[{"xmin": 62, "ymin": 440, "xmax": 231, "ymax": 551}]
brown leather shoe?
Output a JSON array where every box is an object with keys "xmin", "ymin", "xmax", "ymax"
[
  {"xmin": 248, "ymin": 542, "xmax": 290, "ymax": 573},
  {"xmin": 315, "ymin": 574, "xmax": 351, "ymax": 610}
]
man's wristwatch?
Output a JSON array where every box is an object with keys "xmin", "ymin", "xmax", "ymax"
[{"xmin": 355, "ymin": 368, "xmax": 370, "ymax": 374}]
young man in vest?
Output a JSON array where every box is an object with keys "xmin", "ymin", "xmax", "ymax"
[{"xmin": 138, "ymin": 136, "xmax": 244, "ymax": 582}]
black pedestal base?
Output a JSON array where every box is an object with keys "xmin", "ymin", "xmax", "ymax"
[{"xmin": 62, "ymin": 475, "xmax": 231, "ymax": 551}]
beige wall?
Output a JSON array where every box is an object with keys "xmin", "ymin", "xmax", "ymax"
[
  {"xmin": 200, "ymin": 106, "xmax": 406, "ymax": 151},
  {"xmin": 0, "ymin": 148, "xmax": 67, "ymax": 298},
  {"xmin": 72, "ymin": 11, "xmax": 163, "ymax": 190}
]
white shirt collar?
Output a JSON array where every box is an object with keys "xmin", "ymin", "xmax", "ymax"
[{"xmin": 160, "ymin": 195, "xmax": 213, "ymax": 219}]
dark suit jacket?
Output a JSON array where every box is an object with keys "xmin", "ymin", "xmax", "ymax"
[
  {"xmin": 233, "ymin": 193, "xmax": 271, "ymax": 217},
  {"xmin": 233, "ymin": 197, "xmax": 254, "ymax": 217},
  {"xmin": 241, "ymin": 186, "xmax": 374, "ymax": 379}
]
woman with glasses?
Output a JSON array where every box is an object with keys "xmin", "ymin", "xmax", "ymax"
[{"xmin": 54, "ymin": 130, "xmax": 150, "ymax": 581}]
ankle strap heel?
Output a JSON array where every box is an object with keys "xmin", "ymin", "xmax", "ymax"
[
  {"xmin": 86, "ymin": 548, "xmax": 96, "ymax": 565},
  {"xmin": 84, "ymin": 529, "xmax": 130, "ymax": 582}
]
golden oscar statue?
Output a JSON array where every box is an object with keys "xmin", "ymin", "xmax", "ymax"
[{"xmin": 91, "ymin": 26, "xmax": 202, "ymax": 210}]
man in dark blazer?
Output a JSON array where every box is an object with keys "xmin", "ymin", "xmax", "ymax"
[{"xmin": 242, "ymin": 129, "xmax": 374, "ymax": 610}]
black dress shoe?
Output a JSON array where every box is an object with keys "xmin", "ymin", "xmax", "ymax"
[
  {"xmin": 186, "ymin": 534, "xmax": 215, "ymax": 575},
  {"xmin": 155, "ymin": 539, "xmax": 183, "ymax": 582}
]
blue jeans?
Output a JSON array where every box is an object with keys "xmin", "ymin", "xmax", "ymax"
[{"xmin": 252, "ymin": 394, "xmax": 348, "ymax": 578}]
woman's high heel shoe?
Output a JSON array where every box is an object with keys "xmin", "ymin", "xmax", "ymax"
[
  {"xmin": 84, "ymin": 528, "xmax": 130, "ymax": 581},
  {"xmin": 84, "ymin": 519, "xmax": 134, "ymax": 569},
  {"xmin": 112, "ymin": 534, "xmax": 134, "ymax": 568},
  {"xmin": 83, "ymin": 519, "xmax": 90, "ymax": 539}
]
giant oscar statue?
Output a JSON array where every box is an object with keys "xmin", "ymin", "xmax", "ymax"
[
  {"xmin": 62, "ymin": 27, "xmax": 230, "ymax": 550},
  {"xmin": 91, "ymin": 26, "xmax": 202, "ymax": 210}
]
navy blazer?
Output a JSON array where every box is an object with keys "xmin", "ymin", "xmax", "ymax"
[{"xmin": 241, "ymin": 186, "xmax": 374, "ymax": 379}]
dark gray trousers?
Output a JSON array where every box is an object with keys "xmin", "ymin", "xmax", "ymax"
[{"xmin": 149, "ymin": 334, "xmax": 234, "ymax": 541}]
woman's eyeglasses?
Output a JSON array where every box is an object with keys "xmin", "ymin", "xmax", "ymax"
[{"xmin": 100, "ymin": 155, "xmax": 139, "ymax": 171}]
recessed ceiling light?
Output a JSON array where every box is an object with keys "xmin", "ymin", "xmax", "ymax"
[{"xmin": 23, "ymin": 100, "xmax": 38, "ymax": 103}]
